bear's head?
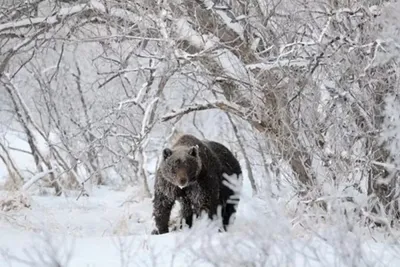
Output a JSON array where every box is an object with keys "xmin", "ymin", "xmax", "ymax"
[{"xmin": 159, "ymin": 145, "xmax": 202, "ymax": 189}]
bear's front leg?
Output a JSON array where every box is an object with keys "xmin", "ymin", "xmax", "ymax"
[
  {"xmin": 151, "ymin": 191, "xmax": 174, "ymax": 235},
  {"xmin": 179, "ymin": 196, "xmax": 194, "ymax": 229},
  {"xmin": 207, "ymin": 196, "xmax": 219, "ymax": 221},
  {"xmin": 192, "ymin": 197, "xmax": 218, "ymax": 222}
]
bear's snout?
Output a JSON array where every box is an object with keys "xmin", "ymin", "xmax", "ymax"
[
  {"xmin": 179, "ymin": 178, "xmax": 187, "ymax": 187},
  {"xmin": 176, "ymin": 169, "xmax": 189, "ymax": 188}
]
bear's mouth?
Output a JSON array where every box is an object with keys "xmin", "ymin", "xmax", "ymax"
[
  {"xmin": 177, "ymin": 179, "xmax": 192, "ymax": 189},
  {"xmin": 176, "ymin": 175, "xmax": 189, "ymax": 189},
  {"xmin": 177, "ymin": 180, "xmax": 188, "ymax": 189}
]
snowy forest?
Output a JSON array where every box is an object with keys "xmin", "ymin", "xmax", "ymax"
[{"xmin": 1, "ymin": 0, "xmax": 400, "ymax": 266}]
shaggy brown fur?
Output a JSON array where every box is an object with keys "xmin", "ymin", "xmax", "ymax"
[{"xmin": 151, "ymin": 134, "xmax": 242, "ymax": 235}]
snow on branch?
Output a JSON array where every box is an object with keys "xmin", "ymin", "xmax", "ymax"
[
  {"xmin": 22, "ymin": 169, "xmax": 55, "ymax": 191},
  {"xmin": 141, "ymin": 97, "xmax": 159, "ymax": 136},
  {"xmin": 0, "ymin": 0, "xmax": 119, "ymax": 75},
  {"xmin": 161, "ymin": 101, "xmax": 244, "ymax": 121},
  {"xmin": 195, "ymin": 0, "xmax": 245, "ymax": 39},
  {"xmin": 246, "ymin": 59, "xmax": 311, "ymax": 71},
  {"xmin": 0, "ymin": 29, "xmax": 46, "ymax": 74},
  {"xmin": 0, "ymin": 0, "xmax": 116, "ymax": 33},
  {"xmin": 0, "ymin": 4, "xmax": 85, "ymax": 32},
  {"xmin": 161, "ymin": 101, "xmax": 269, "ymax": 131}
]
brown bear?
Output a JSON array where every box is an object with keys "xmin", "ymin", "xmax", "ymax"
[{"xmin": 151, "ymin": 134, "xmax": 242, "ymax": 235}]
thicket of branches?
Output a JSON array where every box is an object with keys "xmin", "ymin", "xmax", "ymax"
[{"xmin": 1, "ymin": 0, "xmax": 400, "ymax": 226}]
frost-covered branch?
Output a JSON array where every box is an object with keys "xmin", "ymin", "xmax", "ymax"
[
  {"xmin": 22, "ymin": 169, "xmax": 55, "ymax": 191},
  {"xmin": 0, "ymin": 29, "xmax": 46, "ymax": 75},
  {"xmin": 162, "ymin": 101, "xmax": 245, "ymax": 121},
  {"xmin": 0, "ymin": 1, "xmax": 102, "ymax": 33}
]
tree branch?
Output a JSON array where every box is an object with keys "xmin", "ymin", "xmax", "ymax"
[{"xmin": 161, "ymin": 100, "xmax": 270, "ymax": 132}]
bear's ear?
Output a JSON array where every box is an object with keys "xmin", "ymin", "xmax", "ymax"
[
  {"xmin": 188, "ymin": 145, "xmax": 199, "ymax": 157},
  {"xmin": 163, "ymin": 148, "xmax": 172, "ymax": 160}
]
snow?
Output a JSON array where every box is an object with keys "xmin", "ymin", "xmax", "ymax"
[
  {"xmin": 22, "ymin": 169, "xmax": 56, "ymax": 191},
  {"xmin": 1, "ymin": 186, "xmax": 400, "ymax": 267},
  {"xmin": 174, "ymin": 18, "xmax": 206, "ymax": 49},
  {"xmin": 214, "ymin": 9, "xmax": 244, "ymax": 40},
  {"xmin": 246, "ymin": 59, "xmax": 311, "ymax": 71}
]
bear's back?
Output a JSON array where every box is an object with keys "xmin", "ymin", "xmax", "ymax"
[{"xmin": 203, "ymin": 140, "xmax": 242, "ymax": 176}]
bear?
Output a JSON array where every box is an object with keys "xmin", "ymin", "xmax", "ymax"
[{"xmin": 151, "ymin": 134, "xmax": 242, "ymax": 235}]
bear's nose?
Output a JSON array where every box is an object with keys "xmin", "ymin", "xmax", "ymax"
[{"xmin": 179, "ymin": 178, "xmax": 187, "ymax": 186}]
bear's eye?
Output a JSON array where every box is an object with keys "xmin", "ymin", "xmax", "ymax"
[{"xmin": 175, "ymin": 159, "xmax": 181, "ymax": 165}]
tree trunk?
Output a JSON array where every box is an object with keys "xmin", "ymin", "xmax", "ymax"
[
  {"xmin": 2, "ymin": 77, "xmax": 63, "ymax": 196},
  {"xmin": 226, "ymin": 113, "xmax": 257, "ymax": 195},
  {"xmin": 136, "ymin": 146, "xmax": 151, "ymax": 198},
  {"xmin": 0, "ymin": 142, "xmax": 24, "ymax": 187}
]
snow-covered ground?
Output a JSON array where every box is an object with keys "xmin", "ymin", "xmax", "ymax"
[{"xmin": 1, "ymin": 185, "xmax": 400, "ymax": 267}]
